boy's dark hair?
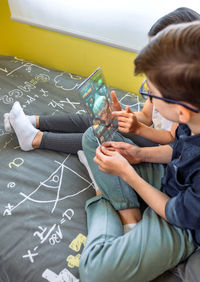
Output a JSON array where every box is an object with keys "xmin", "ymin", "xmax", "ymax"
[
  {"xmin": 135, "ymin": 22, "xmax": 200, "ymax": 109},
  {"xmin": 148, "ymin": 7, "xmax": 200, "ymax": 37}
]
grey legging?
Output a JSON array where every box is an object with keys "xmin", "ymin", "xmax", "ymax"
[{"xmin": 38, "ymin": 114, "xmax": 158, "ymax": 154}]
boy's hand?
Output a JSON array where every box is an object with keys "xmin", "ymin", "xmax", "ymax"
[
  {"xmin": 112, "ymin": 106, "xmax": 140, "ymax": 134},
  {"xmin": 102, "ymin": 141, "xmax": 142, "ymax": 164},
  {"xmin": 110, "ymin": 90, "xmax": 121, "ymax": 111},
  {"xmin": 94, "ymin": 146, "xmax": 131, "ymax": 177}
]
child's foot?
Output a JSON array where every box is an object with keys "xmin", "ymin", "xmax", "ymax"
[
  {"xmin": 96, "ymin": 189, "xmax": 102, "ymax": 196},
  {"xmin": 77, "ymin": 150, "xmax": 99, "ymax": 191},
  {"xmin": 4, "ymin": 113, "xmax": 14, "ymax": 132},
  {"xmin": 9, "ymin": 101, "xmax": 39, "ymax": 151},
  {"xmin": 4, "ymin": 112, "xmax": 36, "ymax": 133},
  {"xmin": 123, "ymin": 223, "xmax": 136, "ymax": 234}
]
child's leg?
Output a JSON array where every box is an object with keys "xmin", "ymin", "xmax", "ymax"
[
  {"xmin": 82, "ymin": 126, "xmax": 164, "ymax": 233},
  {"xmin": 4, "ymin": 109, "xmax": 91, "ymax": 134},
  {"xmin": 7, "ymin": 102, "xmax": 92, "ymax": 153},
  {"xmin": 78, "ymin": 148, "xmax": 141, "ymax": 228},
  {"xmin": 79, "ymin": 197, "xmax": 196, "ymax": 282},
  {"xmin": 18, "ymin": 129, "xmax": 86, "ymax": 154},
  {"xmin": 38, "ymin": 132, "xmax": 85, "ymax": 154},
  {"xmin": 39, "ymin": 113, "xmax": 91, "ymax": 133},
  {"xmin": 82, "ymin": 127, "xmax": 164, "ymax": 210},
  {"xmin": 35, "ymin": 114, "xmax": 92, "ymax": 154}
]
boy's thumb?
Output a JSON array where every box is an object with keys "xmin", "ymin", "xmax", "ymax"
[{"xmin": 125, "ymin": 106, "xmax": 132, "ymax": 113}]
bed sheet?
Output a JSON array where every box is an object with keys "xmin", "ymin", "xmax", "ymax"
[{"xmin": 0, "ymin": 55, "xmax": 145, "ymax": 282}]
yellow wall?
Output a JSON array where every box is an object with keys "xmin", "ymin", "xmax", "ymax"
[{"xmin": 0, "ymin": 0, "xmax": 143, "ymax": 93}]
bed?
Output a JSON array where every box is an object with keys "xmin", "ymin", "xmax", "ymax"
[
  {"xmin": 0, "ymin": 54, "xmax": 146, "ymax": 282},
  {"xmin": 1, "ymin": 54, "xmax": 199, "ymax": 282}
]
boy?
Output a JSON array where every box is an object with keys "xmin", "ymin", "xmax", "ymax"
[{"xmin": 79, "ymin": 22, "xmax": 200, "ymax": 282}]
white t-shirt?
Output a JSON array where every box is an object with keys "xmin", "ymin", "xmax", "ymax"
[{"xmin": 152, "ymin": 105, "xmax": 173, "ymax": 131}]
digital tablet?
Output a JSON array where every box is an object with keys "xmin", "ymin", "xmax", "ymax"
[{"xmin": 77, "ymin": 67, "xmax": 118, "ymax": 144}]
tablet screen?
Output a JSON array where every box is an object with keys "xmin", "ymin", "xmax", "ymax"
[{"xmin": 77, "ymin": 67, "xmax": 118, "ymax": 144}]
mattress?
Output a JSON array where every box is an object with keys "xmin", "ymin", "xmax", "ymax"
[{"xmin": 0, "ymin": 55, "xmax": 144, "ymax": 282}]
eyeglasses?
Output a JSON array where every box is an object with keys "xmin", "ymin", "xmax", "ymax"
[{"xmin": 139, "ymin": 79, "xmax": 199, "ymax": 113}]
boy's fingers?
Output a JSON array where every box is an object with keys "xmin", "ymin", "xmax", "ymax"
[
  {"xmin": 110, "ymin": 90, "xmax": 117, "ymax": 101},
  {"xmin": 99, "ymin": 146, "xmax": 113, "ymax": 156},
  {"xmin": 105, "ymin": 142, "xmax": 125, "ymax": 149},
  {"xmin": 112, "ymin": 111, "xmax": 130, "ymax": 117},
  {"xmin": 103, "ymin": 141, "xmax": 114, "ymax": 147},
  {"xmin": 103, "ymin": 141, "xmax": 122, "ymax": 149},
  {"xmin": 94, "ymin": 147, "xmax": 104, "ymax": 163},
  {"xmin": 111, "ymin": 91, "xmax": 121, "ymax": 111}
]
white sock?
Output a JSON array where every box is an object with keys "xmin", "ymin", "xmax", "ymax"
[
  {"xmin": 29, "ymin": 115, "xmax": 37, "ymax": 127},
  {"xmin": 9, "ymin": 101, "xmax": 39, "ymax": 151},
  {"xmin": 4, "ymin": 113, "xmax": 13, "ymax": 132},
  {"xmin": 4, "ymin": 112, "xmax": 36, "ymax": 133},
  {"xmin": 123, "ymin": 223, "xmax": 136, "ymax": 234},
  {"xmin": 77, "ymin": 150, "xmax": 99, "ymax": 192}
]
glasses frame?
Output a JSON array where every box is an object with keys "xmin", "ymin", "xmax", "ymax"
[{"xmin": 139, "ymin": 79, "xmax": 199, "ymax": 113}]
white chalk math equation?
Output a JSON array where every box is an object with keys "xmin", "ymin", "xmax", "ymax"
[
  {"xmin": 0, "ymin": 56, "xmax": 52, "ymax": 106},
  {"xmin": 119, "ymin": 92, "xmax": 145, "ymax": 112},
  {"xmin": 7, "ymin": 59, "xmax": 50, "ymax": 77},
  {"xmin": 0, "ymin": 73, "xmax": 50, "ymax": 105},
  {"xmin": 3, "ymin": 155, "xmax": 93, "ymax": 216},
  {"xmin": 22, "ymin": 208, "xmax": 74, "ymax": 264},
  {"xmin": 54, "ymin": 72, "xmax": 83, "ymax": 92},
  {"xmin": 48, "ymin": 98, "xmax": 80, "ymax": 111}
]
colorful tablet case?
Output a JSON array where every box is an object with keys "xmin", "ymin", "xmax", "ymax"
[{"xmin": 77, "ymin": 67, "xmax": 118, "ymax": 144}]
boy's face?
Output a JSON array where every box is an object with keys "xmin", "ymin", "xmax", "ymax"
[{"xmin": 147, "ymin": 79, "xmax": 180, "ymax": 123}]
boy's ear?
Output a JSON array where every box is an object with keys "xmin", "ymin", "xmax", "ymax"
[{"xmin": 176, "ymin": 105, "xmax": 192, "ymax": 123}]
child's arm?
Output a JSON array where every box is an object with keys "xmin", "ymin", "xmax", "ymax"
[
  {"xmin": 111, "ymin": 91, "xmax": 177, "ymax": 144},
  {"xmin": 122, "ymin": 164, "xmax": 169, "ymax": 221},
  {"xmin": 103, "ymin": 141, "xmax": 173, "ymax": 164},
  {"xmin": 112, "ymin": 107, "xmax": 176, "ymax": 144},
  {"xmin": 111, "ymin": 91, "xmax": 153, "ymax": 126},
  {"xmin": 134, "ymin": 98, "xmax": 154, "ymax": 126},
  {"xmin": 131, "ymin": 121, "xmax": 178, "ymax": 144},
  {"xmin": 123, "ymin": 161, "xmax": 200, "ymax": 228}
]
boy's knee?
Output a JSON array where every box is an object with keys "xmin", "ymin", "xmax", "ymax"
[{"xmin": 82, "ymin": 127, "xmax": 97, "ymax": 151}]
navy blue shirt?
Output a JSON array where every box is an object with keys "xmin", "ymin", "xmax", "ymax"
[{"xmin": 163, "ymin": 124, "xmax": 200, "ymax": 244}]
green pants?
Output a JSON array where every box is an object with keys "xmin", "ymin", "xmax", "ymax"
[{"xmin": 79, "ymin": 127, "xmax": 196, "ymax": 282}]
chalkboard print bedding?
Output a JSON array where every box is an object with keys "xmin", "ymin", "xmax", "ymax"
[{"xmin": 0, "ymin": 55, "xmax": 145, "ymax": 282}]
